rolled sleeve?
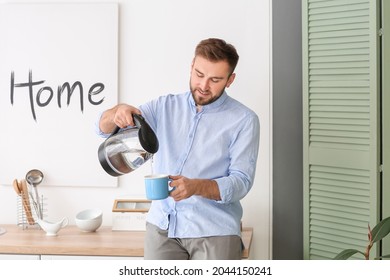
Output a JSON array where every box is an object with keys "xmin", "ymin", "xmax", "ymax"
[
  {"xmin": 94, "ymin": 111, "xmax": 111, "ymax": 138},
  {"xmin": 215, "ymin": 113, "xmax": 260, "ymax": 204}
]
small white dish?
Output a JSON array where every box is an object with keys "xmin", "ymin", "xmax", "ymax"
[{"xmin": 37, "ymin": 217, "xmax": 68, "ymax": 236}]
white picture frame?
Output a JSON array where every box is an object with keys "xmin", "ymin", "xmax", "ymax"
[{"xmin": 0, "ymin": 3, "xmax": 119, "ymax": 187}]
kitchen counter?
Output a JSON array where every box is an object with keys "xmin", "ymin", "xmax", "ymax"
[{"xmin": 0, "ymin": 225, "xmax": 252, "ymax": 259}]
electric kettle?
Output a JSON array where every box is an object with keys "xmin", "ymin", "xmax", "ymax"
[{"xmin": 98, "ymin": 114, "xmax": 159, "ymax": 176}]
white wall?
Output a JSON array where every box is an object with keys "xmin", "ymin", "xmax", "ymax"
[{"xmin": 0, "ymin": 0, "xmax": 271, "ymax": 259}]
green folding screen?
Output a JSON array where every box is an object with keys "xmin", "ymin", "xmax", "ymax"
[{"xmin": 302, "ymin": 0, "xmax": 380, "ymax": 259}]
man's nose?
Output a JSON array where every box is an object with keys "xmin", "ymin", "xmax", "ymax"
[{"xmin": 199, "ymin": 78, "xmax": 210, "ymax": 91}]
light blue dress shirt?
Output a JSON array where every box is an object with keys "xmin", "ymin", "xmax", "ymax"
[
  {"xmin": 97, "ymin": 91, "xmax": 260, "ymax": 239},
  {"xmin": 140, "ymin": 91, "xmax": 259, "ymax": 238}
]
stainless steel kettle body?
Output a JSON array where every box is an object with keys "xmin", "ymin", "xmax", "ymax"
[{"xmin": 98, "ymin": 114, "xmax": 159, "ymax": 176}]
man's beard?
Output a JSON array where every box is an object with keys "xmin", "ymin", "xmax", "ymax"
[{"xmin": 190, "ymin": 82, "xmax": 225, "ymax": 106}]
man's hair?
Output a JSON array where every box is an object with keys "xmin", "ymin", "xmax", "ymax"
[{"xmin": 195, "ymin": 38, "xmax": 239, "ymax": 74}]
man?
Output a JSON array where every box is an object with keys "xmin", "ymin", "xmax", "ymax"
[{"xmin": 97, "ymin": 38, "xmax": 260, "ymax": 259}]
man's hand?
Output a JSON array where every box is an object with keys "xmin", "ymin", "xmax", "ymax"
[
  {"xmin": 169, "ymin": 175, "xmax": 221, "ymax": 202},
  {"xmin": 99, "ymin": 104, "xmax": 142, "ymax": 134}
]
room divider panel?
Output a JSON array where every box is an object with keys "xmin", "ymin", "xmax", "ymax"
[{"xmin": 302, "ymin": 0, "xmax": 383, "ymax": 259}]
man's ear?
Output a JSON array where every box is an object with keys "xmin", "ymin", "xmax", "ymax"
[{"xmin": 226, "ymin": 73, "xmax": 236, "ymax": 88}]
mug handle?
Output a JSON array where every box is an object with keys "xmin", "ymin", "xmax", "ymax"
[{"xmin": 168, "ymin": 179, "xmax": 176, "ymax": 195}]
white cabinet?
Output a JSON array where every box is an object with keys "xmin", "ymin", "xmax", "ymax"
[
  {"xmin": 0, "ymin": 254, "xmax": 40, "ymax": 260},
  {"xmin": 0, "ymin": 254, "xmax": 142, "ymax": 260},
  {"xmin": 40, "ymin": 255, "xmax": 143, "ymax": 260}
]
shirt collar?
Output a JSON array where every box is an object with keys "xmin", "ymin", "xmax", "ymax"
[{"xmin": 188, "ymin": 91, "xmax": 228, "ymax": 112}]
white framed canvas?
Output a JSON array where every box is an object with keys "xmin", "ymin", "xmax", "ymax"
[{"xmin": 0, "ymin": 3, "xmax": 118, "ymax": 187}]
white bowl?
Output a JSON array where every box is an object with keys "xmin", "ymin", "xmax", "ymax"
[{"xmin": 75, "ymin": 209, "xmax": 103, "ymax": 232}]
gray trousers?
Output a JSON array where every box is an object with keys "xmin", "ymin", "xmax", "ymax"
[{"xmin": 144, "ymin": 222, "xmax": 243, "ymax": 260}]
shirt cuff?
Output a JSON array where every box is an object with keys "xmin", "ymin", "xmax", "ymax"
[
  {"xmin": 94, "ymin": 111, "xmax": 111, "ymax": 138},
  {"xmin": 214, "ymin": 177, "xmax": 233, "ymax": 203}
]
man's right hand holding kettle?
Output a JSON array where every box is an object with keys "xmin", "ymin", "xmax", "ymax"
[{"xmin": 99, "ymin": 104, "xmax": 142, "ymax": 134}]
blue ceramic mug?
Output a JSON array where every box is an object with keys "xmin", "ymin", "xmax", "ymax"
[{"xmin": 144, "ymin": 174, "xmax": 173, "ymax": 200}]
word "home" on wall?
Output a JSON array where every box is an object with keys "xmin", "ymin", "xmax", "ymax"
[{"xmin": 10, "ymin": 70, "xmax": 105, "ymax": 121}]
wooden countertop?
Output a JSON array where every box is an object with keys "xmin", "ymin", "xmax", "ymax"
[{"xmin": 0, "ymin": 225, "xmax": 252, "ymax": 259}]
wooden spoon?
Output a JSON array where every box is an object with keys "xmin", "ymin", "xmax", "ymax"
[
  {"xmin": 20, "ymin": 179, "xmax": 35, "ymax": 225},
  {"xmin": 13, "ymin": 179, "xmax": 22, "ymax": 195}
]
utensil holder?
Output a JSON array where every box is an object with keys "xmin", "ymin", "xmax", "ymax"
[{"xmin": 16, "ymin": 193, "xmax": 47, "ymax": 230}]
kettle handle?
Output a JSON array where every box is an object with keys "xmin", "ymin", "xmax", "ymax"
[
  {"xmin": 132, "ymin": 114, "xmax": 147, "ymax": 128},
  {"xmin": 108, "ymin": 114, "xmax": 144, "ymax": 137},
  {"xmin": 133, "ymin": 114, "xmax": 159, "ymax": 154},
  {"xmin": 109, "ymin": 126, "xmax": 121, "ymax": 137}
]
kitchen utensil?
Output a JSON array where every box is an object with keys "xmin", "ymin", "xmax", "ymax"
[
  {"xmin": 13, "ymin": 179, "xmax": 22, "ymax": 195},
  {"xmin": 13, "ymin": 179, "xmax": 37, "ymax": 221},
  {"xmin": 27, "ymin": 190, "xmax": 40, "ymax": 218},
  {"xmin": 37, "ymin": 217, "xmax": 68, "ymax": 236},
  {"xmin": 20, "ymin": 179, "xmax": 35, "ymax": 225},
  {"xmin": 14, "ymin": 178, "xmax": 39, "ymax": 227},
  {"xmin": 98, "ymin": 114, "xmax": 159, "ymax": 176},
  {"xmin": 25, "ymin": 169, "xmax": 44, "ymax": 219}
]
